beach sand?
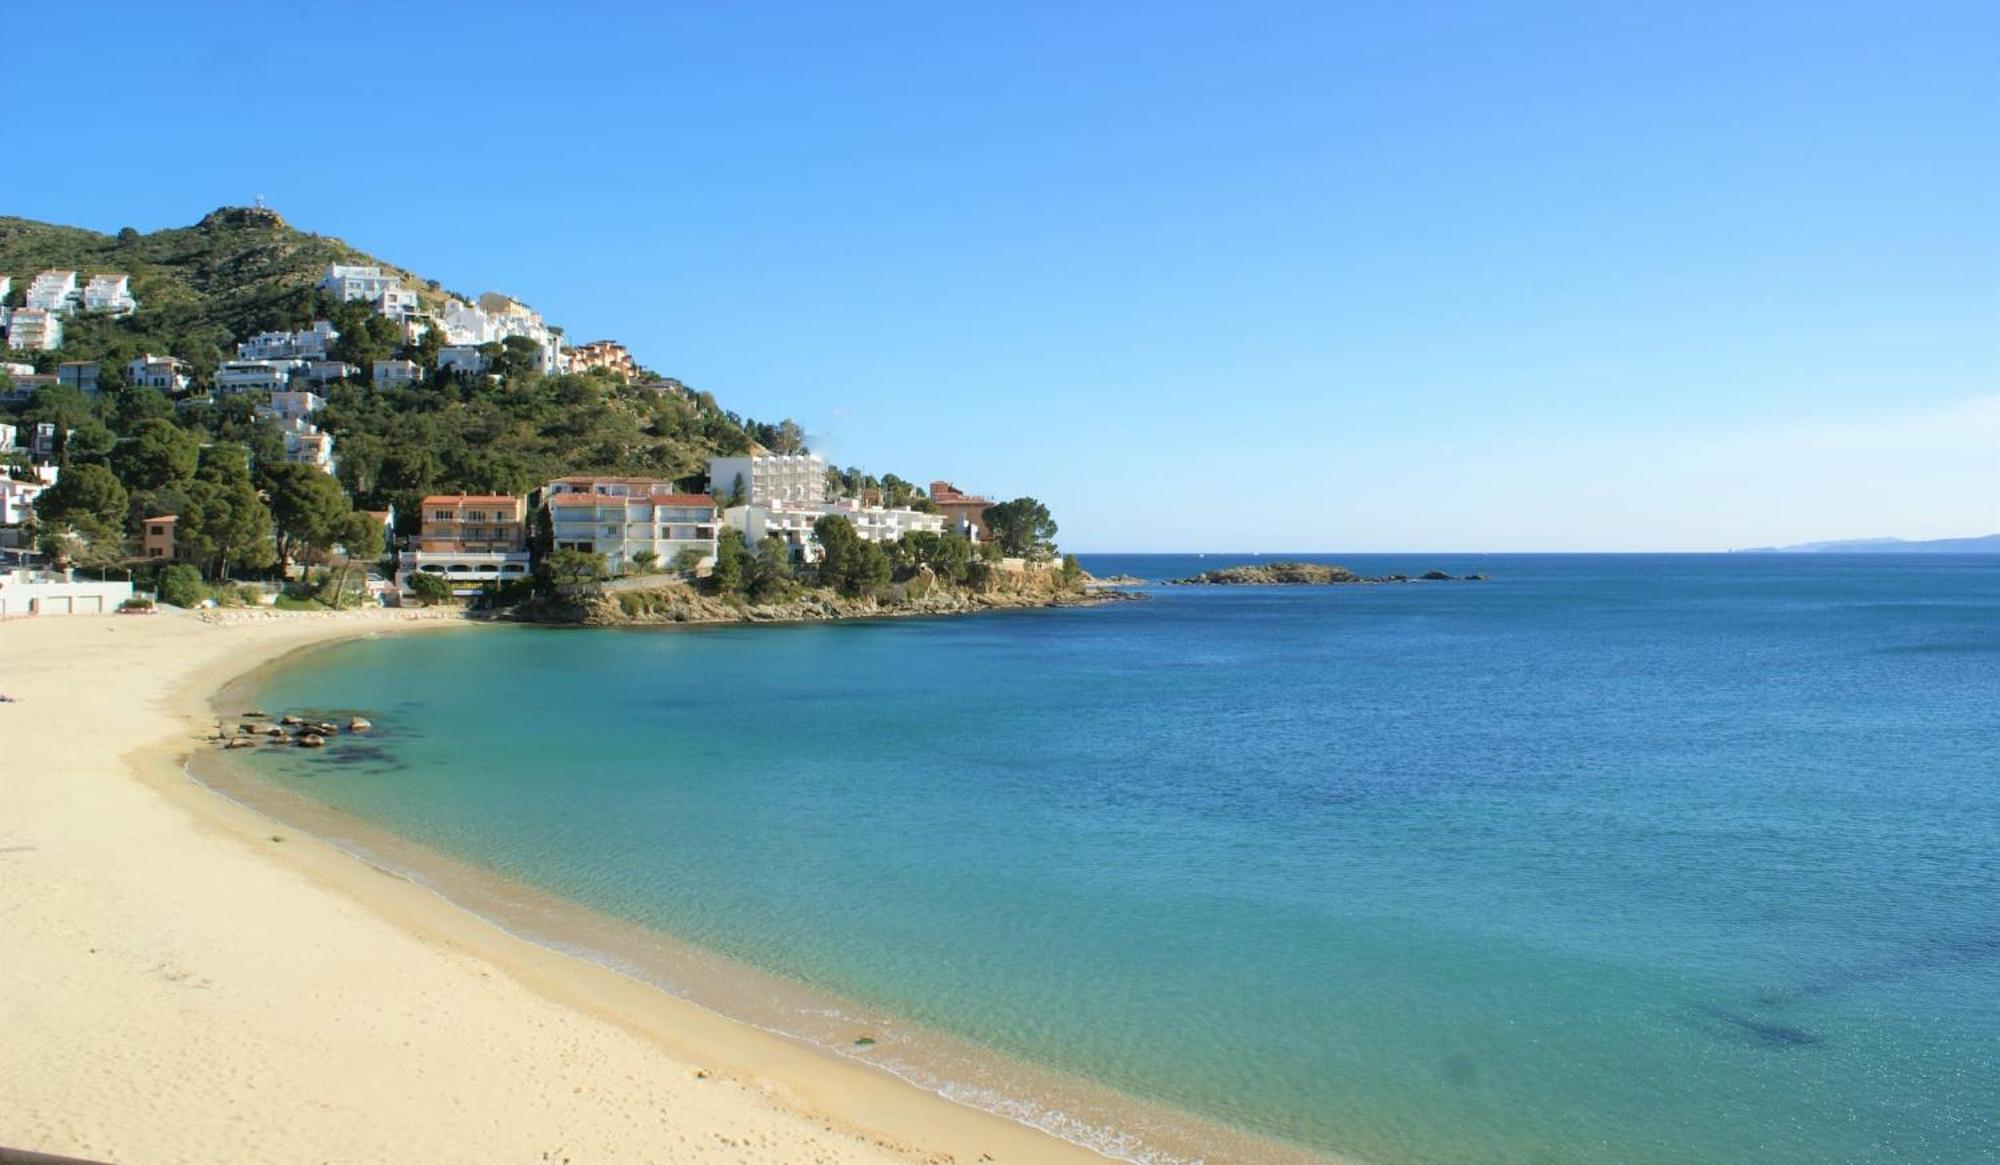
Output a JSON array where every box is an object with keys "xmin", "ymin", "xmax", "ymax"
[{"xmin": 0, "ymin": 609, "xmax": 1108, "ymax": 1164}]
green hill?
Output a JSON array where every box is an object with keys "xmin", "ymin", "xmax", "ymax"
[
  {"xmin": 0, "ymin": 206, "xmax": 827, "ymax": 544},
  {"xmin": 0, "ymin": 206, "xmax": 450, "ymax": 374}
]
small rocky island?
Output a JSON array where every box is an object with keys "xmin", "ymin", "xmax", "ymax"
[{"xmin": 1164, "ymin": 563, "xmax": 1487, "ymax": 585}]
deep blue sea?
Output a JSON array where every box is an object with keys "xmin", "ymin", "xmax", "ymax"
[{"xmin": 229, "ymin": 554, "xmax": 2000, "ymax": 1163}]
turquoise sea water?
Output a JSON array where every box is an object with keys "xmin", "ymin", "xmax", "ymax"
[{"xmin": 233, "ymin": 554, "xmax": 1999, "ymax": 1163}]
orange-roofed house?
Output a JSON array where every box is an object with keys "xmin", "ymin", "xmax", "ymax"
[
  {"xmin": 544, "ymin": 476, "xmax": 718, "ymax": 573},
  {"xmin": 399, "ymin": 494, "xmax": 531, "ymax": 596},
  {"xmin": 928, "ymin": 480, "xmax": 993, "ymax": 541},
  {"xmin": 568, "ymin": 340, "xmax": 636, "ymax": 379}
]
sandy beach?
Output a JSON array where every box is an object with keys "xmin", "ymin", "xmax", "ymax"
[{"xmin": 0, "ymin": 609, "xmax": 1108, "ymax": 1164}]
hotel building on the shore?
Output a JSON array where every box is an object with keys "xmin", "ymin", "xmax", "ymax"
[
  {"xmin": 723, "ymin": 497, "xmax": 948, "ymax": 563},
  {"xmin": 705, "ymin": 452, "xmax": 827, "ymax": 507},
  {"xmin": 399, "ymin": 494, "xmax": 532, "ymax": 595},
  {"xmin": 544, "ymin": 475, "xmax": 720, "ymax": 574}
]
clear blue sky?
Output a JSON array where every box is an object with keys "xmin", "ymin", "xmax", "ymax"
[{"xmin": 14, "ymin": 1, "xmax": 1997, "ymax": 550}]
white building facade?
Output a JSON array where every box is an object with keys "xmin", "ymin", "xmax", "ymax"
[
  {"xmin": 706, "ymin": 453, "xmax": 827, "ymax": 507},
  {"xmin": 6, "ymin": 308, "xmax": 63, "ymax": 351},
  {"xmin": 439, "ymin": 296, "xmax": 565, "ymax": 375},
  {"xmin": 319, "ymin": 265, "xmax": 418, "ymax": 320},
  {"xmin": 213, "ymin": 359, "xmax": 302, "ymax": 395},
  {"xmin": 372, "ymin": 359, "xmax": 419, "ymax": 385},
  {"xmin": 82, "ymin": 274, "xmax": 137, "ymax": 316},
  {"xmin": 25, "ymin": 271, "xmax": 80, "ymax": 313},
  {"xmin": 239, "ymin": 320, "xmax": 338, "ymax": 360},
  {"xmin": 545, "ymin": 476, "xmax": 720, "ymax": 573},
  {"xmin": 126, "ymin": 353, "xmax": 191, "ymax": 392}
]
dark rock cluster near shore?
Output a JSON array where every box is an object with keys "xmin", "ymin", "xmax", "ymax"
[
  {"xmin": 218, "ymin": 710, "xmax": 373, "ymax": 750},
  {"xmin": 1163, "ymin": 563, "xmax": 1489, "ymax": 586}
]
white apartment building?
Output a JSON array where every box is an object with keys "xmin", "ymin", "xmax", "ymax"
[
  {"xmin": 126, "ymin": 353, "xmax": 191, "ymax": 392},
  {"xmin": 706, "ymin": 452, "xmax": 827, "ymax": 507},
  {"xmin": 377, "ymin": 285, "xmax": 419, "ymax": 318},
  {"xmin": 0, "ymin": 475, "xmax": 47, "ymax": 525},
  {"xmin": 545, "ymin": 476, "xmax": 720, "ymax": 573},
  {"xmin": 0, "ymin": 422, "xmax": 14, "ymax": 452},
  {"xmin": 296, "ymin": 360, "xmax": 359, "ymax": 384},
  {"xmin": 281, "ymin": 427, "xmax": 336, "ymax": 474},
  {"xmin": 0, "ymin": 276, "xmax": 11, "ymax": 330},
  {"xmin": 25, "ymin": 271, "xmax": 80, "ymax": 314},
  {"xmin": 439, "ymin": 296, "xmax": 564, "ymax": 374},
  {"xmin": 724, "ymin": 499, "xmax": 945, "ymax": 562},
  {"xmin": 372, "ymin": 358, "xmax": 420, "ymax": 385},
  {"xmin": 820, "ymin": 497, "xmax": 947, "ymax": 542},
  {"xmin": 724, "ymin": 504, "xmax": 822, "ymax": 561},
  {"xmin": 437, "ymin": 345, "xmax": 487, "ymax": 375},
  {"xmin": 239, "ymin": 320, "xmax": 338, "ymax": 360},
  {"xmin": 6, "ymin": 308, "xmax": 63, "ymax": 351},
  {"xmin": 319, "ymin": 264, "xmax": 418, "ymax": 320},
  {"xmin": 264, "ymin": 389, "xmax": 326, "ymax": 423},
  {"xmin": 213, "ymin": 359, "xmax": 303, "ymax": 395},
  {"xmin": 82, "ymin": 274, "xmax": 137, "ymax": 316}
]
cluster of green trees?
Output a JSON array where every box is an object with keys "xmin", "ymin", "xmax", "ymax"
[
  {"xmin": 709, "ymin": 528, "xmax": 800, "ymax": 602},
  {"xmin": 823, "ymin": 466, "xmax": 930, "ymax": 510},
  {"xmin": 6, "ymin": 369, "xmax": 398, "ymax": 585},
  {"xmin": 980, "ymin": 497, "xmax": 1058, "ymax": 559}
]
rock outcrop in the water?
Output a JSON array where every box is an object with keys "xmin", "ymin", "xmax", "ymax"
[{"xmin": 1164, "ymin": 562, "xmax": 1487, "ymax": 586}]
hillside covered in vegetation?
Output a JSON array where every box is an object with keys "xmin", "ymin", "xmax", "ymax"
[{"xmin": 0, "ymin": 207, "xmax": 881, "ymax": 551}]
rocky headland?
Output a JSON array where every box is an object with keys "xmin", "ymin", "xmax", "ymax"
[{"xmin": 507, "ymin": 566, "xmax": 1138, "ymax": 627}]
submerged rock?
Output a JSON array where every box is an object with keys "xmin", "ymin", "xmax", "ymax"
[
  {"xmin": 296, "ymin": 733, "xmax": 326, "ymax": 749},
  {"xmin": 348, "ymin": 717, "xmax": 373, "ymax": 732}
]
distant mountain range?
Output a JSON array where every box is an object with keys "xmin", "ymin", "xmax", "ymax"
[{"xmin": 1735, "ymin": 534, "xmax": 2000, "ymax": 554}]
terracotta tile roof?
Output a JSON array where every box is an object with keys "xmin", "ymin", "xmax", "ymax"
[
  {"xmin": 549, "ymin": 491, "xmax": 716, "ymax": 508},
  {"xmin": 421, "ymin": 494, "xmax": 522, "ymax": 506}
]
